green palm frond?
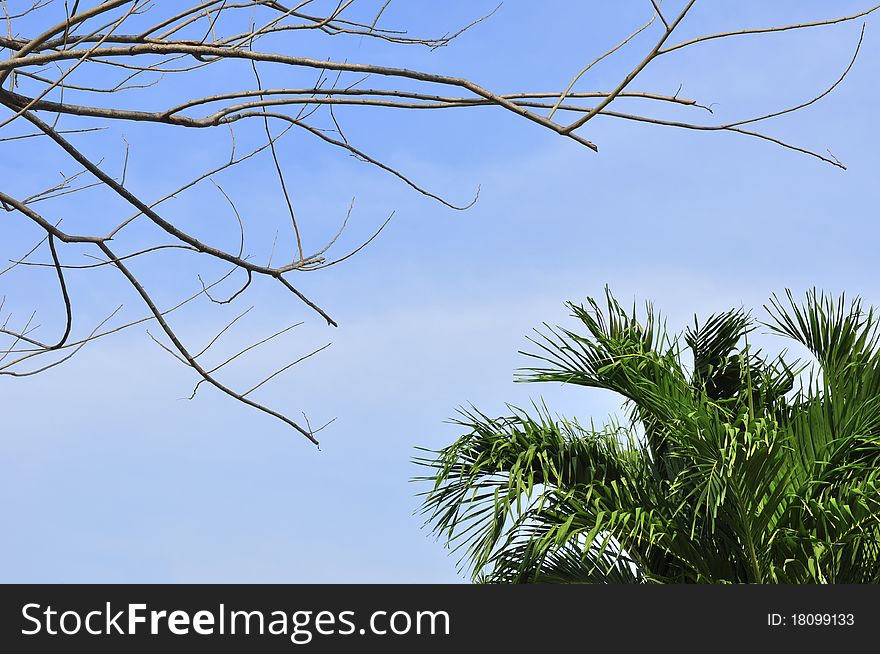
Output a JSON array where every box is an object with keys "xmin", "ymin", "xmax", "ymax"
[
  {"xmin": 414, "ymin": 404, "xmax": 634, "ymax": 576},
  {"xmin": 416, "ymin": 289, "xmax": 880, "ymax": 583},
  {"xmin": 687, "ymin": 308, "xmax": 753, "ymax": 400}
]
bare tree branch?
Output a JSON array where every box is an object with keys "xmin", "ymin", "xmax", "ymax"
[{"xmin": 2, "ymin": 1, "xmax": 876, "ymax": 444}]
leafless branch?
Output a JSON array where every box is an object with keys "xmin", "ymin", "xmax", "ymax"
[{"xmin": 2, "ymin": 1, "xmax": 876, "ymax": 444}]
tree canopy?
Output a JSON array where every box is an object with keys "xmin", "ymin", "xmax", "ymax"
[{"xmin": 417, "ymin": 289, "xmax": 880, "ymax": 583}]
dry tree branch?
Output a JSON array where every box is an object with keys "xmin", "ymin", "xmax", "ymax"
[{"xmin": 1, "ymin": 1, "xmax": 876, "ymax": 445}]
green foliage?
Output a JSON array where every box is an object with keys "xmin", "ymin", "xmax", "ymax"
[{"xmin": 415, "ymin": 289, "xmax": 880, "ymax": 583}]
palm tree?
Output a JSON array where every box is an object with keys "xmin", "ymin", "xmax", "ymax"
[{"xmin": 415, "ymin": 289, "xmax": 880, "ymax": 583}]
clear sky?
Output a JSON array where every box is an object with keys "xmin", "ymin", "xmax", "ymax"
[{"xmin": 2, "ymin": 1, "xmax": 879, "ymax": 582}]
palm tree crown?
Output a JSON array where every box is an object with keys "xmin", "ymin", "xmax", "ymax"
[{"xmin": 416, "ymin": 289, "xmax": 880, "ymax": 583}]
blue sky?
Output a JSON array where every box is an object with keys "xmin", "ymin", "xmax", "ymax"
[{"xmin": 1, "ymin": 1, "xmax": 879, "ymax": 582}]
